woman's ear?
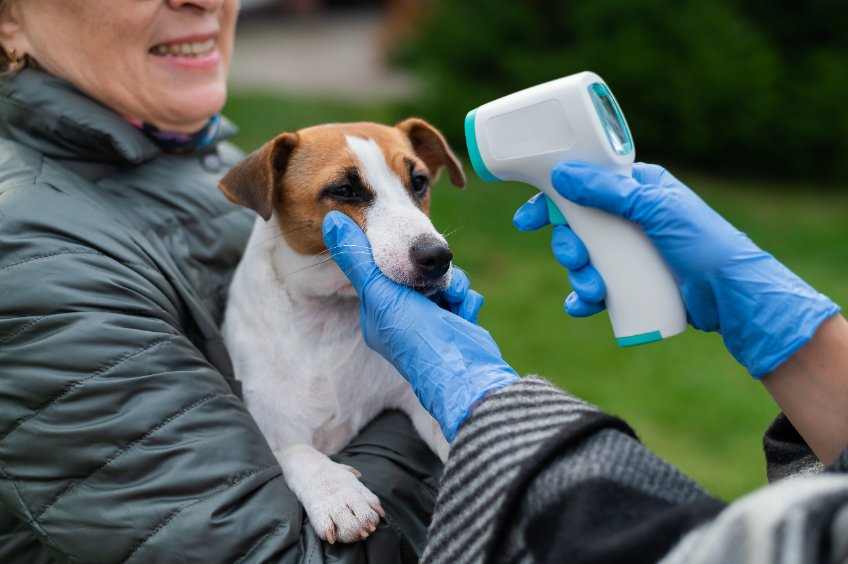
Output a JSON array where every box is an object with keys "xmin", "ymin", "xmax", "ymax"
[
  {"xmin": 396, "ymin": 117, "xmax": 466, "ymax": 188},
  {"xmin": 0, "ymin": 1, "xmax": 31, "ymax": 63},
  {"xmin": 218, "ymin": 132, "xmax": 299, "ymax": 220}
]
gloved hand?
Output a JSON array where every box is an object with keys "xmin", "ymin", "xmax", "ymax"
[
  {"xmin": 322, "ymin": 211, "xmax": 518, "ymax": 441},
  {"xmin": 513, "ymin": 161, "xmax": 840, "ymax": 377}
]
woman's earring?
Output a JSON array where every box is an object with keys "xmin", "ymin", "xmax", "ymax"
[{"xmin": 8, "ymin": 48, "xmax": 25, "ymax": 70}]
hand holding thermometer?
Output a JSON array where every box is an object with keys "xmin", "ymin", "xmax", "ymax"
[{"xmin": 464, "ymin": 71, "xmax": 687, "ymax": 346}]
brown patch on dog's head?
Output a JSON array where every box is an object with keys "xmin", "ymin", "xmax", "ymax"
[{"xmin": 219, "ymin": 119, "xmax": 464, "ymax": 256}]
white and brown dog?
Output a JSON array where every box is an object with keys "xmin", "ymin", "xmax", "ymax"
[{"xmin": 219, "ymin": 119, "xmax": 465, "ymax": 544}]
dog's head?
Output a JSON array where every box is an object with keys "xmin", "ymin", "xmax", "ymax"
[{"xmin": 220, "ymin": 119, "xmax": 465, "ymax": 298}]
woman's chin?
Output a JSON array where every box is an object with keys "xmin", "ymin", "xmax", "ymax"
[
  {"xmin": 142, "ymin": 52, "xmax": 229, "ymax": 131},
  {"xmin": 152, "ymin": 84, "xmax": 227, "ymax": 132}
]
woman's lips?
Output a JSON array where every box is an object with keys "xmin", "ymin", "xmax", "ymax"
[
  {"xmin": 149, "ymin": 36, "xmax": 221, "ymax": 71},
  {"xmin": 150, "ymin": 38, "xmax": 216, "ymax": 57}
]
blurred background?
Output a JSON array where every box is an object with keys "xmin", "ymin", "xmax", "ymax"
[{"xmin": 226, "ymin": 0, "xmax": 848, "ymax": 501}]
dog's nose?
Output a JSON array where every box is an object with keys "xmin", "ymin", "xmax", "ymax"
[{"xmin": 410, "ymin": 236, "xmax": 453, "ymax": 280}]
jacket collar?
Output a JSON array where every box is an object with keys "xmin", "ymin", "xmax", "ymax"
[{"xmin": 0, "ymin": 69, "xmax": 236, "ymax": 165}]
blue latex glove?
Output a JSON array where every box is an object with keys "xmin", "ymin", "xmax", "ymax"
[
  {"xmin": 514, "ymin": 161, "xmax": 840, "ymax": 377},
  {"xmin": 322, "ymin": 211, "xmax": 518, "ymax": 441}
]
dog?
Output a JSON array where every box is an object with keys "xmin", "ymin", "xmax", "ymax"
[{"xmin": 219, "ymin": 118, "xmax": 466, "ymax": 544}]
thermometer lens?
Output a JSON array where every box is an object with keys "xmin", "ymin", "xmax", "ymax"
[{"xmin": 589, "ymin": 83, "xmax": 634, "ymax": 156}]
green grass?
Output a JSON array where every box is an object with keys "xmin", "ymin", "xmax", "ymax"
[{"xmin": 225, "ymin": 91, "xmax": 848, "ymax": 501}]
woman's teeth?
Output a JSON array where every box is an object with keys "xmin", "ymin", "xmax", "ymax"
[{"xmin": 150, "ymin": 39, "xmax": 216, "ymax": 57}]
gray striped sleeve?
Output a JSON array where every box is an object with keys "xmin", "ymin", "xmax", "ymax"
[
  {"xmin": 660, "ymin": 474, "xmax": 848, "ymax": 564},
  {"xmin": 421, "ymin": 377, "xmax": 598, "ymax": 564}
]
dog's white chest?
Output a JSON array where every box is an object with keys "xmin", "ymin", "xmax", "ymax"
[
  {"xmin": 252, "ymin": 334, "xmax": 404, "ymax": 453},
  {"xmin": 223, "ymin": 249, "xmax": 413, "ymax": 455}
]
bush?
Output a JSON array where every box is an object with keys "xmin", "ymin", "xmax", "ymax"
[{"xmin": 395, "ymin": 0, "xmax": 848, "ymax": 183}]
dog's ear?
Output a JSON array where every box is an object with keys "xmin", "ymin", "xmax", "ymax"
[
  {"xmin": 396, "ymin": 118, "xmax": 466, "ymax": 188},
  {"xmin": 218, "ymin": 132, "xmax": 299, "ymax": 220}
]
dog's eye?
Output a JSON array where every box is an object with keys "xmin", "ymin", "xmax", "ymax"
[
  {"xmin": 411, "ymin": 174, "xmax": 429, "ymax": 196},
  {"xmin": 322, "ymin": 168, "xmax": 373, "ymax": 204},
  {"xmin": 330, "ymin": 184, "xmax": 355, "ymax": 199},
  {"xmin": 323, "ymin": 183, "xmax": 370, "ymax": 203}
]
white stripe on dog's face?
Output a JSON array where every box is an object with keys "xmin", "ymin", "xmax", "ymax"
[{"xmin": 346, "ymin": 135, "xmax": 451, "ymax": 290}]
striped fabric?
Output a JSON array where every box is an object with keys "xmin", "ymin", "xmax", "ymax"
[
  {"xmin": 421, "ymin": 377, "xmax": 597, "ymax": 564},
  {"xmin": 421, "ymin": 377, "xmax": 848, "ymax": 564}
]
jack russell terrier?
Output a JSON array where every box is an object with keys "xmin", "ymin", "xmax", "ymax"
[{"xmin": 219, "ymin": 119, "xmax": 466, "ymax": 544}]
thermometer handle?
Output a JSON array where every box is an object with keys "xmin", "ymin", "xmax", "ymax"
[{"xmin": 541, "ymin": 177, "xmax": 687, "ymax": 346}]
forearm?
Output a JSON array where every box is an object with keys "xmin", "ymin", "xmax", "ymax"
[
  {"xmin": 763, "ymin": 314, "xmax": 848, "ymax": 464},
  {"xmin": 423, "ymin": 378, "xmax": 723, "ymax": 564}
]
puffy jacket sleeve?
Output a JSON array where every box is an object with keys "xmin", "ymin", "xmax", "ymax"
[{"xmin": 0, "ymin": 183, "xmax": 436, "ymax": 563}]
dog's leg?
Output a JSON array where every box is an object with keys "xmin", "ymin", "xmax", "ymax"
[
  {"xmin": 401, "ymin": 395, "xmax": 450, "ymax": 463},
  {"xmin": 276, "ymin": 443, "xmax": 384, "ymax": 544}
]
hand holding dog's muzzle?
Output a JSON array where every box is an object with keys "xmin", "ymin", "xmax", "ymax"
[{"xmin": 323, "ymin": 211, "xmax": 518, "ymax": 441}]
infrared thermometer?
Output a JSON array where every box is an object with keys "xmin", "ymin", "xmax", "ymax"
[{"xmin": 464, "ymin": 71, "xmax": 687, "ymax": 346}]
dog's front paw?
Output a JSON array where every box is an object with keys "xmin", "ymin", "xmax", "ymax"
[
  {"xmin": 279, "ymin": 445, "xmax": 385, "ymax": 544},
  {"xmin": 302, "ymin": 461, "xmax": 385, "ymax": 544}
]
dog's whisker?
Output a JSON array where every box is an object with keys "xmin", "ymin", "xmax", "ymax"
[
  {"xmin": 340, "ymin": 260, "xmax": 384, "ymax": 280},
  {"xmin": 319, "ymin": 243, "xmax": 371, "ymax": 252},
  {"xmin": 282, "ymin": 258, "xmax": 335, "ymax": 278},
  {"xmin": 323, "ymin": 245, "xmax": 373, "ymax": 256},
  {"xmin": 281, "ymin": 252, "xmax": 375, "ymax": 280},
  {"xmin": 442, "ymin": 226, "xmax": 463, "ymax": 239},
  {"xmin": 326, "ymin": 244, "xmax": 371, "ymax": 250},
  {"xmin": 323, "ymin": 247, "xmax": 373, "ymax": 255},
  {"xmin": 328, "ymin": 253, "xmax": 373, "ymax": 259},
  {"xmin": 257, "ymin": 223, "xmax": 314, "ymax": 245}
]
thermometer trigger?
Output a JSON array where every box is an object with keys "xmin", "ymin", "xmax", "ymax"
[{"xmin": 545, "ymin": 196, "xmax": 568, "ymax": 226}]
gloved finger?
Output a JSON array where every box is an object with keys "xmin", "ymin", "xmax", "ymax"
[
  {"xmin": 441, "ymin": 266, "xmax": 470, "ymax": 305},
  {"xmin": 322, "ymin": 211, "xmax": 380, "ymax": 293},
  {"xmin": 564, "ymin": 292, "xmax": 606, "ymax": 317},
  {"xmin": 551, "ymin": 161, "xmax": 652, "ymax": 223},
  {"xmin": 551, "ymin": 225, "xmax": 589, "ymax": 270},
  {"xmin": 436, "ymin": 267, "xmax": 485, "ymax": 323},
  {"xmin": 567, "ymin": 263, "xmax": 606, "ymax": 304},
  {"xmin": 512, "ymin": 193, "xmax": 551, "ymax": 232},
  {"xmin": 631, "ymin": 162, "xmax": 669, "ymax": 185},
  {"xmin": 456, "ymin": 290, "xmax": 484, "ymax": 324}
]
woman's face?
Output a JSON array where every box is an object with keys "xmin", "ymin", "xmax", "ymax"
[{"xmin": 3, "ymin": 0, "xmax": 239, "ymax": 132}]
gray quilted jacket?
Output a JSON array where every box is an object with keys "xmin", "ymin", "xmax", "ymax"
[{"xmin": 0, "ymin": 69, "xmax": 440, "ymax": 564}]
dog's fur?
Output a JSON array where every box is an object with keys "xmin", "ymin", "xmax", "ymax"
[{"xmin": 219, "ymin": 119, "xmax": 465, "ymax": 544}]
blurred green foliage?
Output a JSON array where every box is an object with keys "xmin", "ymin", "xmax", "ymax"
[
  {"xmin": 394, "ymin": 0, "xmax": 848, "ymax": 183},
  {"xmin": 225, "ymin": 92, "xmax": 848, "ymax": 500}
]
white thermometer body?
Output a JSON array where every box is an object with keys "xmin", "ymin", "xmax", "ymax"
[{"xmin": 465, "ymin": 71, "xmax": 687, "ymax": 346}]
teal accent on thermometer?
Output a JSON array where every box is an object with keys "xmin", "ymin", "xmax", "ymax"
[
  {"xmin": 616, "ymin": 331, "xmax": 663, "ymax": 347},
  {"xmin": 546, "ymin": 197, "xmax": 568, "ymax": 226},
  {"xmin": 464, "ymin": 110, "xmax": 498, "ymax": 182}
]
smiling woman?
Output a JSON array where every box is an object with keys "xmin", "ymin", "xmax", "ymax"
[
  {"xmin": 0, "ymin": 1, "xmax": 441, "ymax": 563},
  {"xmin": 0, "ymin": 0, "xmax": 236, "ymax": 132}
]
